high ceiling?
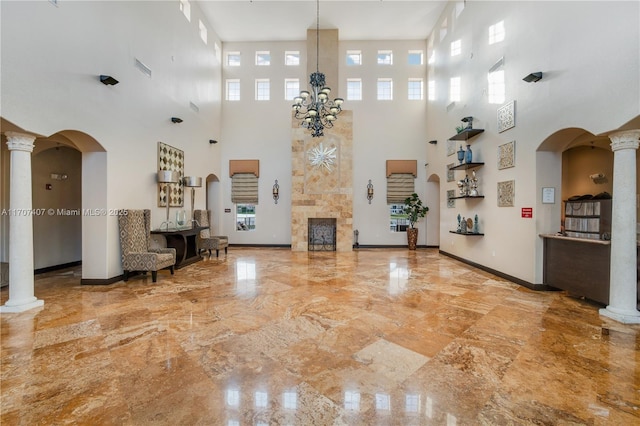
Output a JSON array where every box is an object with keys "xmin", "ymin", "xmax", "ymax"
[{"xmin": 195, "ymin": 0, "xmax": 448, "ymax": 42}]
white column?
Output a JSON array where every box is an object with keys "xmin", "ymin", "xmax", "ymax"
[
  {"xmin": 0, "ymin": 132, "xmax": 44, "ymax": 313},
  {"xmin": 600, "ymin": 129, "xmax": 640, "ymax": 323}
]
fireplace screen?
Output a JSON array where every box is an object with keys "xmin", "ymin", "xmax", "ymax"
[{"xmin": 308, "ymin": 218, "xmax": 336, "ymax": 251}]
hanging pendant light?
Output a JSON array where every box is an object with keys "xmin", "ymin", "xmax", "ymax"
[{"xmin": 292, "ymin": 0, "xmax": 344, "ymax": 138}]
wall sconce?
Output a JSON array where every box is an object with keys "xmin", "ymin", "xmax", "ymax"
[
  {"xmin": 273, "ymin": 179, "xmax": 279, "ymax": 204},
  {"xmin": 523, "ymin": 72, "xmax": 543, "ymax": 82},
  {"xmin": 171, "ymin": 117, "xmax": 183, "ymax": 123},
  {"xmin": 99, "ymin": 75, "xmax": 119, "ymax": 85},
  {"xmin": 367, "ymin": 179, "xmax": 374, "ymax": 204}
]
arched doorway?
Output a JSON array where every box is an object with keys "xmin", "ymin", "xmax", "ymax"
[
  {"xmin": 1, "ymin": 118, "xmax": 109, "ymax": 284},
  {"xmin": 205, "ymin": 173, "xmax": 222, "ymax": 236},
  {"xmin": 534, "ymin": 114, "xmax": 640, "ymax": 286},
  {"xmin": 426, "ymin": 173, "xmax": 440, "ymax": 247}
]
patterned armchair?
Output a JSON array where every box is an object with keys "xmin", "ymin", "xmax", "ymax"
[
  {"xmin": 118, "ymin": 210, "xmax": 176, "ymax": 282},
  {"xmin": 194, "ymin": 210, "xmax": 228, "ymax": 257}
]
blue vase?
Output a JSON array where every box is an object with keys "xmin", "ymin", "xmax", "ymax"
[
  {"xmin": 457, "ymin": 146, "xmax": 465, "ymax": 164},
  {"xmin": 465, "ymin": 144, "xmax": 472, "ymax": 163}
]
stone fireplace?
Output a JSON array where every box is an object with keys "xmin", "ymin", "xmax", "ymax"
[
  {"xmin": 290, "ymin": 29, "xmax": 352, "ymax": 252},
  {"xmin": 308, "ymin": 218, "xmax": 337, "ymax": 251},
  {"xmin": 291, "ymin": 111, "xmax": 353, "ymax": 252}
]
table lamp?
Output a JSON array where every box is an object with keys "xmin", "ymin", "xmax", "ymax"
[
  {"xmin": 183, "ymin": 176, "xmax": 202, "ymax": 227},
  {"xmin": 158, "ymin": 170, "xmax": 180, "ymax": 231}
]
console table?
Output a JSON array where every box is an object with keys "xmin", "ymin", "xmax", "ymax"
[{"xmin": 151, "ymin": 226, "xmax": 207, "ymax": 269}]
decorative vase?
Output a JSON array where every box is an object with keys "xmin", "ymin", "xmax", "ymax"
[
  {"xmin": 407, "ymin": 228, "xmax": 418, "ymax": 250},
  {"xmin": 176, "ymin": 210, "xmax": 187, "ymax": 227},
  {"xmin": 457, "ymin": 146, "xmax": 465, "ymax": 164},
  {"xmin": 465, "ymin": 144, "xmax": 472, "ymax": 163}
]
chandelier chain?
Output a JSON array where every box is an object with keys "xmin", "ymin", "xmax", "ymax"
[{"xmin": 291, "ymin": 0, "xmax": 344, "ymax": 138}]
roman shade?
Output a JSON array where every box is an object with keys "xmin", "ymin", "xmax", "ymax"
[
  {"xmin": 231, "ymin": 173, "xmax": 259, "ymax": 204},
  {"xmin": 386, "ymin": 160, "xmax": 417, "ymax": 204},
  {"xmin": 387, "ymin": 173, "xmax": 415, "ymax": 204}
]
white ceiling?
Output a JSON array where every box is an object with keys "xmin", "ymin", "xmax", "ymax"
[{"xmin": 195, "ymin": 0, "xmax": 448, "ymax": 42}]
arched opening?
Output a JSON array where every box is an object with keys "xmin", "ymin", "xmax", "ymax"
[
  {"xmin": 534, "ymin": 115, "xmax": 640, "ymax": 285},
  {"xmin": 32, "ymin": 145, "xmax": 82, "ymax": 271},
  {"xmin": 426, "ymin": 173, "xmax": 440, "ymax": 247},
  {"xmin": 1, "ymin": 117, "xmax": 109, "ymax": 285},
  {"xmin": 205, "ymin": 173, "xmax": 222, "ymax": 236}
]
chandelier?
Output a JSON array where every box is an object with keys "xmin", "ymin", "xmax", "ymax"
[{"xmin": 292, "ymin": 0, "xmax": 344, "ymax": 138}]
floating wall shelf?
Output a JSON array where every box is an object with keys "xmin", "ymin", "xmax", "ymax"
[
  {"xmin": 449, "ymin": 129, "xmax": 485, "ymax": 141},
  {"xmin": 450, "ymin": 162, "xmax": 485, "ymax": 171},
  {"xmin": 450, "ymin": 195, "xmax": 485, "ymax": 200},
  {"xmin": 449, "ymin": 231, "xmax": 484, "ymax": 236}
]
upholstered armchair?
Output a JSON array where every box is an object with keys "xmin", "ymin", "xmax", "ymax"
[
  {"xmin": 118, "ymin": 210, "xmax": 176, "ymax": 282},
  {"xmin": 193, "ymin": 209, "xmax": 228, "ymax": 257}
]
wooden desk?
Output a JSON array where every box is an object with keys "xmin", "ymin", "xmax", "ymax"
[{"xmin": 152, "ymin": 226, "xmax": 207, "ymax": 269}]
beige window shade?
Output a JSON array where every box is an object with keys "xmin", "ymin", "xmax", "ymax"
[
  {"xmin": 387, "ymin": 173, "xmax": 415, "ymax": 204},
  {"xmin": 231, "ymin": 173, "xmax": 259, "ymax": 204}
]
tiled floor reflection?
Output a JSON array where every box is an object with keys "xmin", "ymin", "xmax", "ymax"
[{"xmin": 2, "ymin": 248, "xmax": 639, "ymax": 425}]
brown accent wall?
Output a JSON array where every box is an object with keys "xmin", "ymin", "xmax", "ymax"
[{"xmin": 306, "ymin": 29, "xmax": 339, "ymax": 95}]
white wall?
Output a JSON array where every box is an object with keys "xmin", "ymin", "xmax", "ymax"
[
  {"xmin": 1, "ymin": 0, "xmax": 222, "ymax": 279},
  {"xmin": 220, "ymin": 41, "xmax": 303, "ymax": 245},
  {"xmin": 220, "ymin": 39, "xmax": 430, "ymax": 246},
  {"xmin": 342, "ymin": 40, "xmax": 429, "ymax": 247},
  {"xmin": 427, "ymin": 1, "xmax": 640, "ymax": 283}
]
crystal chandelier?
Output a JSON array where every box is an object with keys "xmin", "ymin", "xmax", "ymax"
[{"xmin": 292, "ymin": 0, "xmax": 344, "ymax": 138}]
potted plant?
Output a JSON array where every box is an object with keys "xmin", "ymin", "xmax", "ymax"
[{"xmin": 402, "ymin": 193, "xmax": 429, "ymax": 250}]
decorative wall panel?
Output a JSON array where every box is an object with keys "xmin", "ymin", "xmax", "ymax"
[
  {"xmin": 497, "ymin": 180, "xmax": 515, "ymax": 207},
  {"xmin": 158, "ymin": 142, "xmax": 184, "ymax": 207}
]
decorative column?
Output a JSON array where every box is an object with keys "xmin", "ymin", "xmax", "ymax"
[
  {"xmin": 600, "ymin": 129, "xmax": 640, "ymax": 323},
  {"xmin": 0, "ymin": 132, "xmax": 44, "ymax": 313}
]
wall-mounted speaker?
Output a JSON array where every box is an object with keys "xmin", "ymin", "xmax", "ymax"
[{"xmin": 99, "ymin": 75, "xmax": 119, "ymax": 85}]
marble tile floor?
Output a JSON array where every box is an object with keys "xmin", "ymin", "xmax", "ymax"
[{"xmin": 1, "ymin": 248, "xmax": 639, "ymax": 425}]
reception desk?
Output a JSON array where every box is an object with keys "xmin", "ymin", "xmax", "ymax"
[
  {"xmin": 541, "ymin": 234, "xmax": 640, "ymax": 307},
  {"xmin": 152, "ymin": 226, "xmax": 207, "ymax": 269}
]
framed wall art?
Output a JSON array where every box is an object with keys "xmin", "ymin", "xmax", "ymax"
[
  {"xmin": 446, "ymin": 140, "xmax": 456, "ymax": 157},
  {"xmin": 542, "ymin": 187, "xmax": 555, "ymax": 204},
  {"xmin": 447, "ymin": 163, "xmax": 455, "ymax": 182},
  {"xmin": 498, "ymin": 141, "xmax": 515, "ymax": 170},
  {"xmin": 158, "ymin": 142, "xmax": 184, "ymax": 207},
  {"xmin": 447, "ymin": 190, "xmax": 455, "ymax": 208},
  {"xmin": 497, "ymin": 100, "xmax": 515, "ymax": 133},
  {"xmin": 497, "ymin": 180, "xmax": 515, "ymax": 207}
]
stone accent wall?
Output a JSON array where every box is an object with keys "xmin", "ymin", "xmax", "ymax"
[{"xmin": 291, "ymin": 111, "xmax": 353, "ymax": 252}]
